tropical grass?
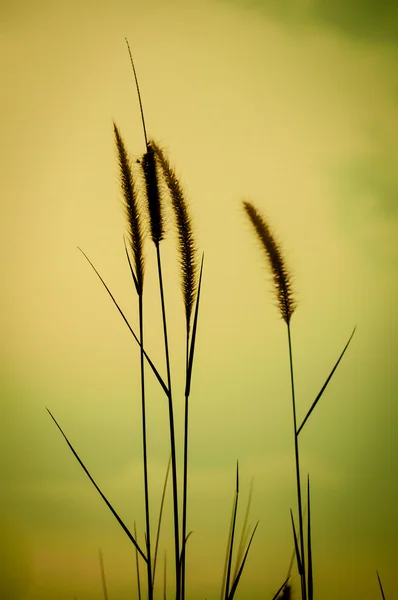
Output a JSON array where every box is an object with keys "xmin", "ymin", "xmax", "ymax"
[
  {"xmin": 243, "ymin": 201, "xmax": 356, "ymax": 600},
  {"xmin": 46, "ymin": 43, "xmax": 365, "ymax": 600}
]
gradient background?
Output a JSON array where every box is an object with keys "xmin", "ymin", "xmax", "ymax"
[{"xmin": 2, "ymin": 1, "xmax": 398, "ymax": 599}]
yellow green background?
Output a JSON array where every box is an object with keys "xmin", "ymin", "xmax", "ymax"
[{"xmin": 2, "ymin": 0, "xmax": 398, "ymax": 598}]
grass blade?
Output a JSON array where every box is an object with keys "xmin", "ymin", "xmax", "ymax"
[
  {"xmin": 232, "ymin": 479, "xmax": 254, "ymax": 582},
  {"xmin": 153, "ymin": 455, "xmax": 172, "ymax": 586},
  {"xmin": 221, "ymin": 462, "xmax": 239, "ymax": 600},
  {"xmin": 377, "ymin": 570, "xmax": 386, "ymax": 600},
  {"xmin": 98, "ymin": 549, "xmax": 109, "ymax": 600},
  {"xmin": 271, "ymin": 576, "xmax": 291, "ymax": 600},
  {"xmin": 290, "ymin": 510, "xmax": 303, "ymax": 576},
  {"xmin": 46, "ymin": 408, "xmax": 147, "ymax": 562},
  {"xmin": 307, "ymin": 476, "xmax": 313, "ymax": 600},
  {"xmin": 78, "ymin": 247, "xmax": 168, "ymax": 397},
  {"xmin": 227, "ymin": 521, "xmax": 259, "ymax": 600},
  {"xmin": 297, "ymin": 326, "xmax": 356, "ymax": 436},
  {"xmin": 185, "ymin": 252, "xmax": 204, "ymax": 397}
]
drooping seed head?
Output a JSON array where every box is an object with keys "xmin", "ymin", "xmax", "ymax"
[
  {"xmin": 243, "ymin": 201, "xmax": 296, "ymax": 324},
  {"xmin": 113, "ymin": 122, "xmax": 144, "ymax": 294},
  {"xmin": 152, "ymin": 141, "xmax": 198, "ymax": 335},
  {"xmin": 141, "ymin": 142, "xmax": 164, "ymax": 246}
]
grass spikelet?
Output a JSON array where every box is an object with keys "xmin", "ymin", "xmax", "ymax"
[
  {"xmin": 142, "ymin": 142, "xmax": 164, "ymax": 246},
  {"xmin": 243, "ymin": 201, "xmax": 296, "ymax": 324},
  {"xmin": 113, "ymin": 122, "xmax": 144, "ymax": 294},
  {"xmin": 152, "ymin": 141, "xmax": 198, "ymax": 334}
]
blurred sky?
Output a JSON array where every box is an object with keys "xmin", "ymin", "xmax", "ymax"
[{"xmin": 2, "ymin": 0, "xmax": 398, "ymax": 599}]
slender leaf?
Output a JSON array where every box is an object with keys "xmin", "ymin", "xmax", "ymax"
[
  {"xmin": 153, "ymin": 455, "xmax": 172, "ymax": 585},
  {"xmin": 290, "ymin": 510, "xmax": 303, "ymax": 576},
  {"xmin": 297, "ymin": 326, "xmax": 356, "ymax": 436},
  {"xmin": 185, "ymin": 252, "xmax": 204, "ymax": 397},
  {"xmin": 78, "ymin": 247, "xmax": 168, "ymax": 397},
  {"xmin": 377, "ymin": 570, "xmax": 386, "ymax": 600},
  {"xmin": 227, "ymin": 521, "xmax": 259, "ymax": 600},
  {"xmin": 307, "ymin": 476, "xmax": 313, "ymax": 600},
  {"xmin": 271, "ymin": 576, "xmax": 291, "ymax": 600},
  {"xmin": 46, "ymin": 408, "xmax": 147, "ymax": 562},
  {"xmin": 224, "ymin": 462, "xmax": 239, "ymax": 600}
]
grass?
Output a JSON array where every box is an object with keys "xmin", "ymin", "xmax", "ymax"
[{"xmin": 46, "ymin": 41, "xmax": 388, "ymax": 600}]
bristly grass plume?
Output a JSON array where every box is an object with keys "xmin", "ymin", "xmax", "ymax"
[
  {"xmin": 113, "ymin": 122, "xmax": 145, "ymax": 294},
  {"xmin": 243, "ymin": 201, "xmax": 296, "ymax": 324},
  {"xmin": 153, "ymin": 141, "xmax": 198, "ymax": 335}
]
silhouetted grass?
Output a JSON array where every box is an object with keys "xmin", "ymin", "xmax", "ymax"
[{"xmin": 45, "ymin": 42, "xmax": 372, "ymax": 600}]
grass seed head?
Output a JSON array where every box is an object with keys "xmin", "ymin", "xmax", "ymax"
[
  {"xmin": 142, "ymin": 142, "xmax": 164, "ymax": 246},
  {"xmin": 113, "ymin": 122, "xmax": 145, "ymax": 293},
  {"xmin": 243, "ymin": 201, "xmax": 296, "ymax": 324},
  {"xmin": 152, "ymin": 141, "xmax": 198, "ymax": 335}
]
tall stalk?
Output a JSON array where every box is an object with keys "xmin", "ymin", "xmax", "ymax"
[{"xmin": 287, "ymin": 323, "xmax": 306, "ymax": 600}]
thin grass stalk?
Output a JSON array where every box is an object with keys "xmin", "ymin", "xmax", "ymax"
[
  {"xmin": 287, "ymin": 323, "xmax": 306, "ymax": 600},
  {"xmin": 98, "ymin": 549, "xmax": 109, "ymax": 600},
  {"xmin": 114, "ymin": 122, "xmax": 152, "ymax": 600},
  {"xmin": 138, "ymin": 294, "xmax": 153, "ymax": 600},
  {"xmin": 155, "ymin": 244, "xmax": 180, "ymax": 600},
  {"xmin": 153, "ymin": 456, "xmax": 172, "ymax": 586},
  {"xmin": 307, "ymin": 476, "xmax": 313, "ymax": 600}
]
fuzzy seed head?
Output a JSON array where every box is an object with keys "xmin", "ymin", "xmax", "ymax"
[{"xmin": 243, "ymin": 201, "xmax": 296, "ymax": 324}]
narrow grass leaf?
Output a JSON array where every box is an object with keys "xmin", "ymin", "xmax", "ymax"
[
  {"xmin": 271, "ymin": 576, "xmax": 291, "ymax": 600},
  {"xmin": 185, "ymin": 252, "xmax": 204, "ymax": 397},
  {"xmin": 297, "ymin": 326, "xmax": 356, "ymax": 436},
  {"xmin": 78, "ymin": 247, "xmax": 168, "ymax": 397},
  {"xmin": 222, "ymin": 462, "xmax": 239, "ymax": 600},
  {"xmin": 307, "ymin": 476, "xmax": 313, "ymax": 600},
  {"xmin": 290, "ymin": 510, "xmax": 303, "ymax": 576},
  {"xmin": 123, "ymin": 234, "xmax": 139, "ymax": 293},
  {"xmin": 377, "ymin": 570, "xmax": 386, "ymax": 600},
  {"xmin": 98, "ymin": 549, "xmax": 109, "ymax": 600},
  {"xmin": 227, "ymin": 521, "xmax": 259, "ymax": 600},
  {"xmin": 46, "ymin": 408, "xmax": 147, "ymax": 562},
  {"xmin": 233, "ymin": 478, "xmax": 254, "ymax": 582},
  {"xmin": 153, "ymin": 455, "xmax": 172, "ymax": 585}
]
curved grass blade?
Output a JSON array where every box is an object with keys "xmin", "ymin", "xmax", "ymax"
[
  {"xmin": 78, "ymin": 247, "xmax": 168, "ymax": 397},
  {"xmin": 271, "ymin": 576, "xmax": 291, "ymax": 600},
  {"xmin": 232, "ymin": 479, "xmax": 254, "ymax": 582},
  {"xmin": 227, "ymin": 521, "xmax": 259, "ymax": 600},
  {"xmin": 297, "ymin": 326, "xmax": 356, "ymax": 436},
  {"xmin": 377, "ymin": 570, "xmax": 386, "ymax": 600},
  {"xmin": 290, "ymin": 510, "xmax": 303, "ymax": 576},
  {"xmin": 152, "ymin": 455, "xmax": 172, "ymax": 586},
  {"xmin": 222, "ymin": 462, "xmax": 239, "ymax": 600},
  {"xmin": 307, "ymin": 476, "xmax": 313, "ymax": 600},
  {"xmin": 46, "ymin": 408, "xmax": 147, "ymax": 562},
  {"xmin": 99, "ymin": 549, "xmax": 109, "ymax": 600}
]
